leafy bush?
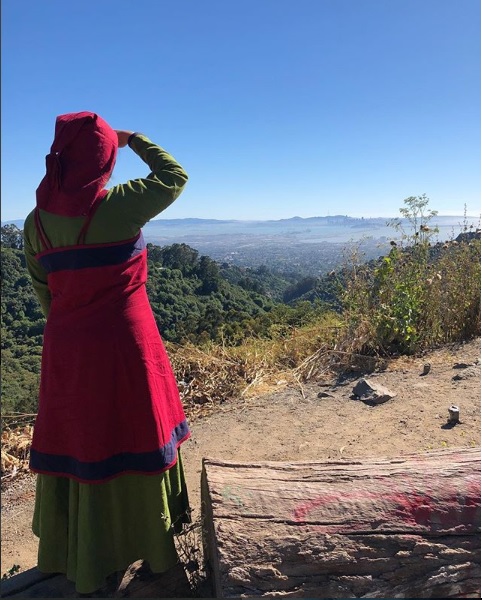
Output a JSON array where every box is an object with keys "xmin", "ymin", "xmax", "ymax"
[{"xmin": 339, "ymin": 197, "xmax": 481, "ymax": 356}]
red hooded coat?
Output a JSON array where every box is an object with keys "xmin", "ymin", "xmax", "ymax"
[{"xmin": 30, "ymin": 112, "xmax": 190, "ymax": 483}]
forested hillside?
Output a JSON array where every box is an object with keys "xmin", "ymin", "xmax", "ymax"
[
  {"xmin": 1, "ymin": 245, "xmax": 45, "ymax": 418},
  {"xmin": 1, "ymin": 226, "xmax": 329, "ymax": 415}
]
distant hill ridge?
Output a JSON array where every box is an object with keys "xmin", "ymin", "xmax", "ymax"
[
  {"xmin": 1, "ymin": 214, "xmax": 473, "ymax": 229},
  {"xmin": 3, "ymin": 215, "xmax": 373, "ymax": 227},
  {"xmin": 1, "ymin": 215, "xmax": 479, "ymax": 242}
]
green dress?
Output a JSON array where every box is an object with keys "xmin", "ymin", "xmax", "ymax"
[
  {"xmin": 24, "ymin": 135, "xmax": 191, "ymax": 594},
  {"xmin": 32, "ymin": 455, "xmax": 190, "ymax": 594}
]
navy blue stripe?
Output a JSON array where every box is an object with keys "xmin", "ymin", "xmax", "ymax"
[
  {"xmin": 38, "ymin": 234, "xmax": 145, "ymax": 274},
  {"xmin": 30, "ymin": 420, "xmax": 189, "ymax": 482}
]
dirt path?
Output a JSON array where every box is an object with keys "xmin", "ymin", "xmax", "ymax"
[{"xmin": 1, "ymin": 338, "xmax": 480, "ymax": 579}]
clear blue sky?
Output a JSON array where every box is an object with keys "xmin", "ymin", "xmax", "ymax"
[{"xmin": 2, "ymin": 0, "xmax": 480, "ymax": 221}]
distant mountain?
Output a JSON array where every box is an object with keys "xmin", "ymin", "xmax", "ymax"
[
  {"xmin": 3, "ymin": 214, "xmax": 476, "ymax": 240},
  {"xmin": 145, "ymin": 215, "xmax": 387, "ymax": 227}
]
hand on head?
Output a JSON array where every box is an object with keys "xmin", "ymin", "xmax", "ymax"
[{"xmin": 115, "ymin": 130, "xmax": 134, "ymax": 148}]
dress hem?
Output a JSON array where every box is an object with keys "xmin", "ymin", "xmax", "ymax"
[{"xmin": 29, "ymin": 432, "xmax": 191, "ymax": 484}]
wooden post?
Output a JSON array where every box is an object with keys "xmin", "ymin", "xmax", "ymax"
[{"xmin": 201, "ymin": 448, "xmax": 480, "ymax": 598}]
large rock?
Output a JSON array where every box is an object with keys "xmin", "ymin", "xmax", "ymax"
[{"xmin": 352, "ymin": 378, "xmax": 396, "ymax": 404}]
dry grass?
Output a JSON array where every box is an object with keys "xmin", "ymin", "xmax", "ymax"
[
  {"xmin": 1, "ymin": 425, "xmax": 33, "ymax": 482},
  {"xmin": 169, "ymin": 314, "xmax": 342, "ymax": 411},
  {"xmin": 1, "ymin": 317, "xmax": 343, "ymax": 481}
]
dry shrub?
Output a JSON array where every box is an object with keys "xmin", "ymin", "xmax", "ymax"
[
  {"xmin": 168, "ymin": 312, "xmax": 342, "ymax": 414},
  {"xmin": 168, "ymin": 342, "xmax": 242, "ymax": 409},
  {"xmin": 232, "ymin": 320, "xmax": 342, "ymax": 386},
  {"xmin": 1, "ymin": 425, "xmax": 33, "ymax": 480},
  {"xmin": 174, "ymin": 515, "xmax": 210, "ymax": 596},
  {"xmin": 421, "ymin": 240, "xmax": 481, "ymax": 344}
]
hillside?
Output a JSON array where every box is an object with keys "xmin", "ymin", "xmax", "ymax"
[{"xmin": 1, "ymin": 229, "xmax": 330, "ymax": 416}]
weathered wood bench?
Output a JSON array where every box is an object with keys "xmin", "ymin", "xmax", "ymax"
[{"xmin": 201, "ymin": 448, "xmax": 481, "ymax": 598}]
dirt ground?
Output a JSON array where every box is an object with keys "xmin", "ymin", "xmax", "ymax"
[{"xmin": 1, "ymin": 338, "xmax": 480, "ymax": 581}]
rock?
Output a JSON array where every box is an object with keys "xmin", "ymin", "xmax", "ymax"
[
  {"xmin": 447, "ymin": 405, "xmax": 460, "ymax": 424},
  {"xmin": 421, "ymin": 363, "xmax": 431, "ymax": 375},
  {"xmin": 453, "ymin": 362, "xmax": 472, "ymax": 369},
  {"xmin": 317, "ymin": 391, "xmax": 334, "ymax": 398},
  {"xmin": 452, "ymin": 366, "xmax": 479, "ymax": 381},
  {"xmin": 352, "ymin": 378, "xmax": 396, "ymax": 405}
]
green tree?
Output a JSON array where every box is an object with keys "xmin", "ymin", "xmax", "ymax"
[
  {"xmin": 1, "ymin": 224, "xmax": 24, "ymax": 250},
  {"xmin": 159, "ymin": 243, "xmax": 199, "ymax": 274},
  {"xmin": 283, "ymin": 277, "xmax": 318, "ymax": 303},
  {"xmin": 197, "ymin": 255, "xmax": 220, "ymax": 294}
]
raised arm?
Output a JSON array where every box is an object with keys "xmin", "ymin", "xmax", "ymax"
[{"xmin": 104, "ymin": 132, "xmax": 189, "ymax": 229}]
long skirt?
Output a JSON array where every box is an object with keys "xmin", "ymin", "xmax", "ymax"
[{"xmin": 32, "ymin": 451, "xmax": 190, "ymax": 594}]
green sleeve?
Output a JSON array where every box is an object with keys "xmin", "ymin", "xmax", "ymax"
[
  {"xmin": 103, "ymin": 134, "xmax": 189, "ymax": 229},
  {"xmin": 23, "ymin": 213, "xmax": 51, "ymax": 317}
]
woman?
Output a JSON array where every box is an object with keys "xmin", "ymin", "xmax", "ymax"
[{"xmin": 23, "ymin": 111, "xmax": 191, "ymax": 595}]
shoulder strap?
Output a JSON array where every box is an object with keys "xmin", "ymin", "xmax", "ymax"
[
  {"xmin": 76, "ymin": 192, "xmax": 107, "ymax": 245},
  {"xmin": 35, "ymin": 192, "xmax": 107, "ymax": 249},
  {"xmin": 34, "ymin": 207, "xmax": 52, "ymax": 251}
]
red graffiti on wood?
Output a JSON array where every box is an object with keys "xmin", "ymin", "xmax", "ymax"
[{"xmin": 292, "ymin": 476, "xmax": 480, "ymax": 534}]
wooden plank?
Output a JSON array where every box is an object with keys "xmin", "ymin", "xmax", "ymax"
[
  {"xmin": 1, "ymin": 572, "xmax": 78, "ymax": 598},
  {"xmin": 201, "ymin": 448, "xmax": 481, "ymax": 598},
  {"xmin": 0, "ymin": 568, "xmax": 57, "ymax": 597},
  {"xmin": 0, "ymin": 561, "xmax": 193, "ymax": 598}
]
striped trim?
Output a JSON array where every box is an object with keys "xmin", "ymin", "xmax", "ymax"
[
  {"xmin": 37, "ymin": 233, "xmax": 145, "ymax": 273},
  {"xmin": 30, "ymin": 420, "xmax": 190, "ymax": 482}
]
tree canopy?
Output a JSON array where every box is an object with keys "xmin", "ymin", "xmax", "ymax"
[{"xmin": 1, "ymin": 230, "xmax": 330, "ymax": 414}]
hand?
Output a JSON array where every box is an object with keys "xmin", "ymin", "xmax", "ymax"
[{"xmin": 115, "ymin": 130, "xmax": 134, "ymax": 148}]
